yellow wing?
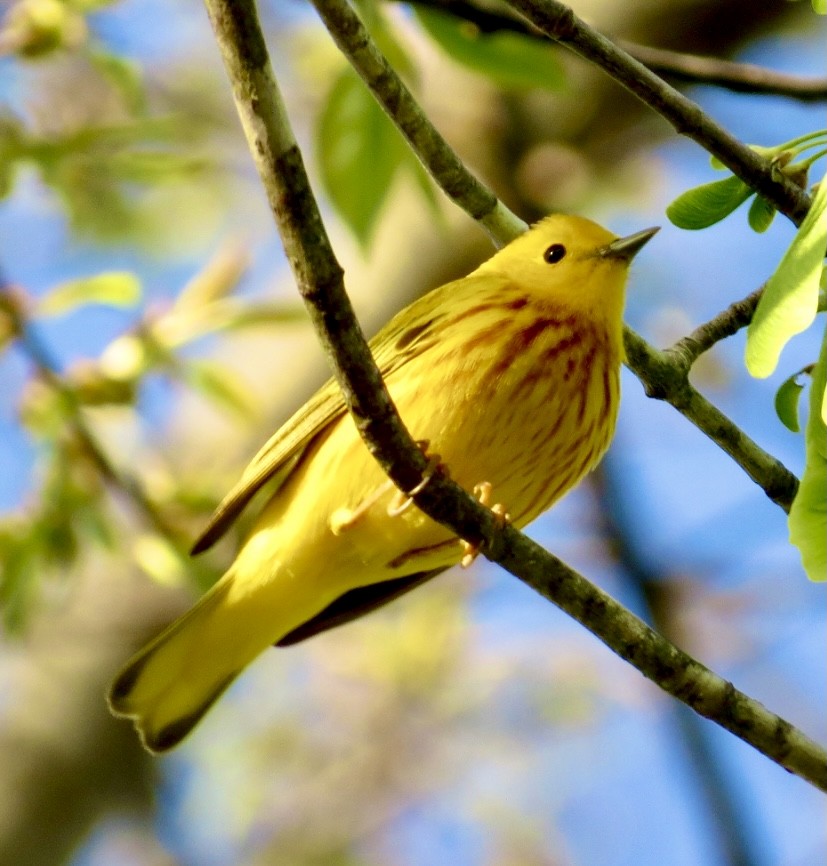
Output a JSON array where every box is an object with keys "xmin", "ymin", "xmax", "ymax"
[{"xmin": 190, "ymin": 276, "xmax": 465, "ymax": 554}]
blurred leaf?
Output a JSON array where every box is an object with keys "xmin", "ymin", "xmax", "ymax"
[
  {"xmin": 415, "ymin": 8, "xmax": 564, "ymax": 91},
  {"xmin": 747, "ymin": 195, "xmax": 776, "ymax": 233},
  {"xmin": 87, "ymin": 49, "xmax": 146, "ymax": 114},
  {"xmin": 0, "ymin": 0, "xmax": 87, "ymax": 57},
  {"xmin": 25, "ymin": 118, "xmax": 218, "ymax": 244},
  {"xmin": 666, "ymin": 175, "xmax": 753, "ymax": 229},
  {"xmin": 317, "ymin": 68, "xmax": 406, "ymax": 247},
  {"xmin": 774, "ymin": 368, "xmax": 809, "ymax": 433},
  {"xmin": 184, "ymin": 358, "xmax": 257, "ymax": 419},
  {"xmin": 173, "ymin": 241, "xmax": 249, "ymax": 312},
  {"xmin": 0, "ymin": 524, "xmax": 37, "ymax": 633},
  {"xmin": 69, "ymin": 360, "xmax": 137, "ymax": 405},
  {"xmin": 98, "ymin": 333, "xmax": 149, "ymax": 381},
  {"xmin": 37, "ymin": 271, "xmax": 142, "ymax": 316},
  {"xmin": 745, "ymin": 168, "xmax": 827, "ymax": 377},
  {"xmin": 789, "ymin": 322, "xmax": 827, "ymax": 581},
  {"xmin": 132, "ymin": 533, "xmax": 187, "ymax": 586},
  {"xmin": 155, "ymin": 299, "xmax": 306, "ymax": 349}
]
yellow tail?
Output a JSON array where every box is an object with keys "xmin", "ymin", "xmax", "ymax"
[{"xmin": 108, "ymin": 572, "xmax": 261, "ymax": 753}]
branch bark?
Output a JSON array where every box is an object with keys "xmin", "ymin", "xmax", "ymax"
[
  {"xmin": 203, "ymin": 0, "xmax": 827, "ymax": 791},
  {"xmin": 505, "ymin": 0, "xmax": 811, "ymax": 224}
]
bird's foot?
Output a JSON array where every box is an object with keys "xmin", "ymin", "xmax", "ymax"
[
  {"xmin": 460, "ymin": 482, "xmax": 511, "ymax": 568},
  {"xmin": 386, "ymin": 440, "xmax": 447, "ymax": 516},
  {"xmin": 330, "ymin": 441, "xmax": 446, "ymax": 534}
]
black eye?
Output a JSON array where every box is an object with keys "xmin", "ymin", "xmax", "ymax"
[{"xmin": 543, "ymin": 243, "xmax": 567, "ymax": 264}]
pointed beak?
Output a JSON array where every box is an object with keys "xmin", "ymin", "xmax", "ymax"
[{"xmin": 600, "ymin": 226, "xmax": 660, "ymax": 261}]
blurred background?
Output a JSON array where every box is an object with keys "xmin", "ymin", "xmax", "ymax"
[{"xmin": 0, "ymin": 1, "xmax": 824, "ymax": 864}]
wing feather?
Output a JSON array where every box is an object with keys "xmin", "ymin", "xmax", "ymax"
[{"xmin": 191, "ymin": 274, "xmax": 487, "ymax": 555}]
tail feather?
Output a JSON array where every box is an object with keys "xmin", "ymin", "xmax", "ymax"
[{"xmin": 108, "ymin": 577, "xmax": 249, "ymax": 753}]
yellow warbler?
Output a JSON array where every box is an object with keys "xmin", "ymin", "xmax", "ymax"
[{"xmin": 109, "ymin": 214, "xmax": 657, "ymax": 752}]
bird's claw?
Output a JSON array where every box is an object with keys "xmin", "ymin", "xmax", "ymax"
[
  {"xmin": 386, "ymin": 440, "xmax": 447, "ymax": 516},
  {"xmin": 460, "ymin": 482, "xmax": 510, "ymax": 568}
]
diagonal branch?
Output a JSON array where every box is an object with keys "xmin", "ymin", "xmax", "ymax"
[
  {"xmin": 202, "ymin": 0, "xmax": 827, "ymax": 791},
  {"xmin": 403, "ymin": 0, "xmax": 827, "ymax": 103},
  {"xmin": 310, "ymin": 0, "xmax": 799, "ymax": 513},
  {"xmin": 619, "ymin": 41, "xmax": 827, "ymax": 103},
  {"xmin": 0, "ymin": 284, "xmax": 187, "ymax": 547},
  {"xmin": 623, "ymin": 328, "xmax": 798, "ymax": 511},
  {"xmin": 504, "ymin": 0, "xmax": 811, "ymax": 224}
]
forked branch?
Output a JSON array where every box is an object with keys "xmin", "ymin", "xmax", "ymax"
[{"xmin": 202, "ymin": 0, "xmax": 827, "ymax": 790}]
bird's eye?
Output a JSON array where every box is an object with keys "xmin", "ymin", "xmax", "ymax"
[{"xmin": 543, "ymin": 243, "xmax": 567, "ymax": 264}]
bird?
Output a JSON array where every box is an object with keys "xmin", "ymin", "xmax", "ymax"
[{"xmin": 108, "ymin": 214, "xmax": 658, "ymax": 752}]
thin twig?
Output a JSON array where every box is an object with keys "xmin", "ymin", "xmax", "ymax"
[
  {"xmin": 619, "ymin": 41, "xmax": 827, "ymax": 103},
  {"xmin": 668, "ymin": 285, "xmax": 765, "ymax": 369},
  {"xmin": 309, "ymin": 0, "xmax": 800, "ymax": 516},
  {"xmin": 308, "ymin": 1, "xmax": 527, "ymax": 245},
  {"xmin": 203, "ymin": 0, "xmax": 827, "ymax": 791},
  {"xmin": 403, "ymin": 0, "xmax": 827, "ymax": 103},
  {"xmin": 623, "ymin": 328, "xmax": 799, "ymax": 512},
  {"xmin": 504, "ymin": 0, "xmax": 811, "ymax": 225},
  {"xmin": 0, "ymin": 285, "xmax": 187, "ymax": 546}
]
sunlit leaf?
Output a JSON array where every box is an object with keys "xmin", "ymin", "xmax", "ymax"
[
  {"xmin": 789, "ymin": 322, "xmax": 827, "ymax": 581},
  {"xmin": 317, "ymin": 69, "xmax": 407, "ymax": 247},
  {"xmin": 666, "ymin": 175, "xmax": 753, "ymax": 229},
  {"xmin": 416, "ymin": 8, "xmax": 564, "ymax": 91},
  {"xmin": 37, "ymin": 271, "xmax": 142, "ymax": 316},
  {"xmin": 747, "ymin": 195, "xmax": 776, "ymax": 233},
  {"xmin": 745, "ymin": 168, "xmax": 827, "ymax": 377},
  {"xmin": 774, "ymin": 368, "xmax": 809, "ymax": 432}
]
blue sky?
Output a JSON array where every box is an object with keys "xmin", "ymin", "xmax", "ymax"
[{"xmin": 0, "ymin": 4, "xmax": 824, "ymax": 866}]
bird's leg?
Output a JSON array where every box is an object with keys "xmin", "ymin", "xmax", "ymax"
[
  {"xmin": 386, "ymin": 440, "xmax": 447, "ymax": 516},
  {"xmin": 330, "ymin": 479, "xmax": 396, "ymax": 534},
  {"xmin": 460, "ymin": 482, "xmax": 511, "ymax": 568},
  {"xmin": 330, "ymin": 441, "xmax": 444, "ymax": 534}
]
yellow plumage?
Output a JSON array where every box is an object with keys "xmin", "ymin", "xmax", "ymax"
[{"xmin": 108, "ymin": 214, "xmax": 657, "ymax": 752}]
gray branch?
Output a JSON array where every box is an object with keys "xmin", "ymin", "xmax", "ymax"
[{"xmin": 202, "ymin": 0, "xmax": 827, "ymax": 791}]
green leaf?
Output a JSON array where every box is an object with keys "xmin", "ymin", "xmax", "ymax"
[
  {"xmin": 317, "ymin": 69, "xmax": 406, "ymax": 247},
  {"xmin": 774, "ymin": 369, "xmax": 809, "ymax": 432},
  {"xmin": 415, "ymin": 8, "xmax": 564, "ymax": 91},
  {"xmin": 747, "ymin": 194, "xmax": 776, "ymax": 233},
  {"xmin": 666, "ymin": 175, "xmax": 753, "ymax": 229},
  {"xmin": 184, "ymin": 359, "xmax": 257, "ymax": 419},
  {"xmin": 37, "ymin": 271, "xmax": 142, "ymax": 316},
  {"xmin": 789, "ymin": 321, "xmax": 827, "ymax": 581},
  {"xmin": 812, "ymin": 0, "xmax": 826, "ymax": 14},
  {"xmin": 745, "ymin": 168, "xmax": 827, "ymax": 377}
]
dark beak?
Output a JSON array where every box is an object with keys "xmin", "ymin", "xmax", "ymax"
[{"xmin": 600, "ymin": 226, "xmax": 660, "ymax": 261}]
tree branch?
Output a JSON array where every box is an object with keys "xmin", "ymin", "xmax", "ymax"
[
  {"xmin": 619, "ymin": 40, "xmax": 827, "ymax": 103},
  {"xmin": 504, "ymin": 0, "xmax": 811, "ymax": 224},
  {"xmin": 623, "ymin": 328, "xmax": 799, "ymax": 512},
  {"xmin": 403, "ymin": 0, "xmax": 827, "ymax": 103},
  {"xmin": 309, "ymin": 0, "xmax": 800, "ymax": 514},
  {"xmin": 202, "ymin": 0, "xmax": 827, "ymax": 791},
  {"xmin": 0, "ymin": 284, "xmax": 187, "ymax": 547}
]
